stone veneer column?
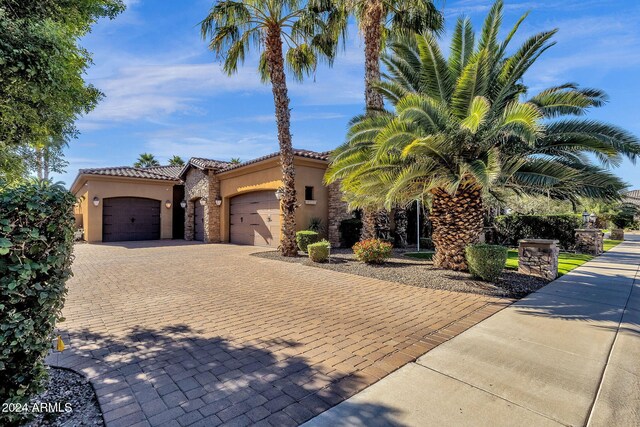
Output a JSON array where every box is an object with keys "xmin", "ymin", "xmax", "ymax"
[
  {"xmin": 575, "ymin": 229, "xmax": 604, "ymax": 255},
  {"xmin": 183, "ymin": 168, "xmax": 209, "ymax": 241},
  {"xmin": 205, "ymin": 172, "xmax": 221, "ymax": 243},
  {"xmin": 610, "ymin": 229, "xmax": 624, "ymax": 240},
  {"xmin": 518, "ymin": 239, "xmax": 559, "ymax": 281},
  {"xmin": 327, "ymin": 181, "xmax": 353, "ymax": 247}
]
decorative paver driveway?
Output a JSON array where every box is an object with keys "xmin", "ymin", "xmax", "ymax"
[{"xmin": 48, "ymin": 241, "xmax": 511, "ymax": 427}]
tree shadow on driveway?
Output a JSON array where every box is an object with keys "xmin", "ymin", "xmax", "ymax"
[{"xmin": 47, "ymin": 324, "xmax": 400, "ymax": 426}]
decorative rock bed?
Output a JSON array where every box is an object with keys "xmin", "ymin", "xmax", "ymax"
[
  {"xmin": 253, "ymin": 249, "xmax": 549, "ymax": 299},
  {"xmin": 24, "ymin": 367, "xmax": 103, "ymax": 427}
]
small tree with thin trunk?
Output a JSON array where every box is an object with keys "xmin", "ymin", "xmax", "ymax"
[{"xmin": 201, "ymin": 0, "xmax": 338, "ymax": 256}]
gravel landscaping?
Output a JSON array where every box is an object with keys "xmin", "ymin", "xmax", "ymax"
[
  {"xmin": 253, "ymin": 249, "xmax": 549, "ymax": 298},
  {"xmin": 25, "ymin": 367, "xmax": 103, "ymax": 427}
]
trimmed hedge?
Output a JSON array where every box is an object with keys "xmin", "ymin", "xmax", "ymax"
[
  {"xmin": 465, "ymin": 244, "xmax": 508, "ymax": 282},
  {"xmin": 308, "ymin": 240, "xmax": 330, "ymax": 263},
  {"xmin": 296, "ymin": 230, "xmax": 320, "ymax": 252},
  {"xmin": 494, "ymin": 214, "xmax": 582, "ymax": 249},
  {"xmin": 353, "ymin": 239, "xmax": 393, "ymax": 264},
  {"xmin": 1, "ymin": 181, "xmax": 76, "ymax": 423},
  {"xmin": 339, "ymin": 218, "xmax": 362, "ymax": 248}
]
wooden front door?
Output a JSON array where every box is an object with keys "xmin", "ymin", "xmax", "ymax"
[{"xmin": 102, "ymin": 197, "xmax": 160, "ymax": 242}]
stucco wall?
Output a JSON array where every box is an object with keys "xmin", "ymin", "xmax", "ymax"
[
  {"xmin": 217, "ymin": 157, "xmax": 329, "ymax": 243},
  {"xmin": 72, "ymin": 177, "xmax": 174, "ymax": 242}
]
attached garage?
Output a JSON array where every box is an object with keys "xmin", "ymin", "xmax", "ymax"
[
  {"xmin": 103, "ymin": 197, "xmax": 161, "ymax": 242},
  {"xmin": 229, "ymin": 191, "xmax": 281, "ymax": 247}
]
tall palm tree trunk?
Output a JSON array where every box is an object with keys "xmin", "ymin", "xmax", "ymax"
[
  {"xmin": 266, "ymin": 25, "xmax": 297, "ymax": 256},
  {"xmin": 430, "ymin": 182, "xmax": 484, "ymax": 270}
]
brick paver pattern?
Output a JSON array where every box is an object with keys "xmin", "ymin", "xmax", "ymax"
[{"xmin": 48, "ymin": 241, "xmax": 511, "ymax": 427}]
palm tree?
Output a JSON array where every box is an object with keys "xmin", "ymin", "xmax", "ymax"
[
  {"xmin": 134, "ymin": 153, "xmax": 160, "ymax": 168},
  {"xmin": 168, "ymin": 155, "xmax": 185, "ymax": 166},
  {"xmin": 230, "ymin": 157, "xmax": 242, "ymax": 164},
  {"xmin": 329, "ymin": 0, "xmax": 443, "ymax": 241},
  {"xmin": 327, "ymin": 0, "xmax": 640, "ymax": 270},
  {"xmin": 201, "ymin": 0, "xmax": 338, "ymax": 256}
]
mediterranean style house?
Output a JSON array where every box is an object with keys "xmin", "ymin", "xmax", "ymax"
[{"xmin": 70, "ymin": 149, "xmax": 352, "ymax": 248}]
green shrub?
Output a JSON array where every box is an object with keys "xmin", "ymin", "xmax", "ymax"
[
  {"xmin": 465, "ymin": 244, "xmax": 508, "ymax": 282},
  {"xmin": 308, "ymin": 240, "xmax": 330, "ymax": 263},
  {"xmin": 353, "ymin": 239, "xmax": 393, "ymax": 264},
  {"xmin": 611, "ymin": 203, "xmax": 639, "ymax": 229},
  {"xmin": 1, "ymin": 180, "xmax": 76, "ymax": 423},
  {"xmin": 307, "ymin": 217, "xmax": 325, "ymax": 235},
  {"xmin": 296, "ymin": 230, "xmax": 320, "ymax": 252},
  {"xmin": 339, "ymin": 218, "xmax": 362, "ymax": 248},
  {"xmin": 494, "ymin": 214, "xmax": 581, "ymax": 249}
]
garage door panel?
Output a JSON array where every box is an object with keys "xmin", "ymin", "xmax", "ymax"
[
  {"xmin": 229, "ymin": 191, "xmax": 280, "ymax": 247},
  {"xmin": 103, "ymin": 197, "xmax": 161, "ymax": 242}
]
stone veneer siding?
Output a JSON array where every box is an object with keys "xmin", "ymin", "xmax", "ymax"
[
  {"xmin": 610, "ymin": 229, "xmax": 624, "ymax": 241},
  {"xmin": 327, "ymin": 181, "xmax": 353, "ymax": 247},
  {"xmin": 518, "ymin": 239, "xmax": 559, "ymax": 281},
  {"xmin": 184, "ymin": 168, "xmax": 221, "ymax": 243},
  {"xmin": 575, "ymin": 229, "xmax": 604, "ymax": 255}
]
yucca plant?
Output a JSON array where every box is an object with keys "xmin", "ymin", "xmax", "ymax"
[{"xmin": 326, "ymin": 0, "xmax": 640, "ymax": 270}]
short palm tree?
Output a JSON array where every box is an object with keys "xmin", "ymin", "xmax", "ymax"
[
  {"xmin": 230, "ymin": 157, "xmax": 241, "ymax": 164},
  {"xmin": 134, "ymin": 153, "xmax": 160, "ymax": 168},
  {"xmin": 168, "ymin": 155, "xmax": 185, "ymax": 166},
  {"xmin": 327, "ymin": 0, "xmax": 640, "ymax": 270},
  {"xmin": 201, "ymin": 0, "xmax": 337, "ymax": 256},
  {"xmin": 330, "ymin": 0, "xmax": 443, "ymax": 241}
]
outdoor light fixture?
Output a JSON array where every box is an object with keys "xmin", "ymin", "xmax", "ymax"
[
  {"xmin": 275, "ymin": 187, "xmax": 284, "ymax": 200},
  {"xmin": 92, "ymin": 196, "xmax": 100, "ymax": 207},
  {"xmin": 180, "ymin": 200, "xmax": 187, "ymax": 209},
  {"xmin": 165, "ymin": 200, "xmax": 172, "ymax": 209},
  {"xmin": 199, "ymin": 197, "xmax": 207, "ymax": 206},
  {"xmin": 590, "ymin": 213, "xmax": 596, "ymax": 225},
  {"xmin": 215, "ymin": 195, "xmax": 222, "ymax": 206},
  {"xmin": 582, "ymin": 210, "xmax": 590, "ymax": 226}
]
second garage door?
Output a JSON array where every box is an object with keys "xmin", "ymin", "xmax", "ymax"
[
  {"xmin": 103, "ymin": 197, "xmax": 161, "ymax": 242},
  {"xmin": 230, "ymin": 191, "xmax": 280, "ymax": 247}
]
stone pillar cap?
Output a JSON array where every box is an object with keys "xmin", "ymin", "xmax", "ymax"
[
  {"xmin": 518, "ymin": 239, "xmax": 559, "ymax": 244},
  {"xmin": 575, "ymin": 228, "xmax": 602, "ymax": 232}
]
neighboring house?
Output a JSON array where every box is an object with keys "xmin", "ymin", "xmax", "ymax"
[
  {"xmin": 71, "ymin": 150, "xmax": 351, "ymax": 247},
  {"xmin": 623, "ymin": 190, "xmax": 640, "ymax": 220}
]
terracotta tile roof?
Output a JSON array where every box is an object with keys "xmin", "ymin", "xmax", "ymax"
[
  {"xmin": 143, "ymin": 165, "xmax": 183, "ymax": 179},
  {"xmin": 78, "ymin": 166, "xmax": 181, "ymax": 181},
  {"xmin": 218, "ymin": 149, "xmax": 330, "ymax": 173},
  {"xmin": 189, "ymin": 157, "xmax": 233, "ymax": 170}
]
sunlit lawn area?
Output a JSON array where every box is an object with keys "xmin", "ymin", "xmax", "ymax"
[{"xmin": 406, "ymin": 239, "xmax": 623, "ymax": 277}]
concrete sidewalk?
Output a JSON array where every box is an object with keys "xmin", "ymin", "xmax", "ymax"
[{"xmin": 303, "ymin": 234, "xmax": 640, "ymax": 427}]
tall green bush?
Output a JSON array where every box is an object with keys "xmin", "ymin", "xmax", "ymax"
[
  {"xmin": 0, "ymin": 181, "xmax": 76, "ymax": 423},
  {"xmin": 494, "ymin": 214, "xmax": 582, "ymax": 249},
  {"xmin": 465, "ymin": 244, "xmax": 508, "ymax": 282},
  {"xmin": 296, "ymin": 230, "xmax": 320, "ymax": 252}
]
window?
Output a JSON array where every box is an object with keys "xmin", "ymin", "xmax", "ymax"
[{"xmin": 305, "ymin": 186, "xmax": 314, "ymax": 201}]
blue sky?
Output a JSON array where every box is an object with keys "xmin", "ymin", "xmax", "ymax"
[{"xmin": 58, "ymin": 0, "xmax": 640, "ymax": 190}]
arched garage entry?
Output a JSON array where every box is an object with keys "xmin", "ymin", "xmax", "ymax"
[
  {"xmin": 102, "ymin": 197, "xmax": 160, "ymax": 242},
  {"xmin": 229, "ymin": 191, "xmax": 280, "ymax": 247}
]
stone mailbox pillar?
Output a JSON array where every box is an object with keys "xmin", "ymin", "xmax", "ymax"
[
  {"xmin": 610, "ymin": 229, "xmax": 624, "ymax": 241},
  {"xmin": 575, "ymin": 229, "xmax": 604, "ymax": 255},
  {"xmin": 518, "ymin": 239, "xmax": 559, "ymax": 281}
]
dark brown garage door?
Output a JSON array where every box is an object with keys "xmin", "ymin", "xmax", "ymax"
[
  {"xmin": 230, "ymin": 191, "xmax": 280, "ymax": 247},
  {"xmin": 194, "ymin": 201, "xmax": 204, "ymax": 241},
  {"xmin": 103, "ymin": 197, "xmax": 160, "ymax": 242}
]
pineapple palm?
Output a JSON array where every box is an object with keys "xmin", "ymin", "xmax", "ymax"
[
  {"xmin": 201, "ymin": 0, "xmax": 338, "ymax": 256},
  {"xmin": 326, "ymin": 0, "xmax": 640, "ymax": 270}
]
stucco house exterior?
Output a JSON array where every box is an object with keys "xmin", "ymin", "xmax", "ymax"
[{"xmin": 71, "ymin": 149, "xmax": 352, "ymax": 247}]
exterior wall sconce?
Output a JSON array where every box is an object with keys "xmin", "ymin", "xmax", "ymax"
[
  {"xmin": 165, "ymin": 200, "xmax": 172, "ymax": 209},
  {"xmin": 180, "ymin": 200, "xmax": 187, "ymax": 209},
  {"xmin": 215, "ymin": 195, "xmax": 222, "ymax": 206},
  {"xmin": 275, "ymin": 187, "xmax": 284, "ymax": 200},
  {"xmin": 92, "ymin": 196, "xmax": 100, "ymax": 207},
  {"xmin": 199, "ymin": 197, "xmax": 207, "ymax": 206}
]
